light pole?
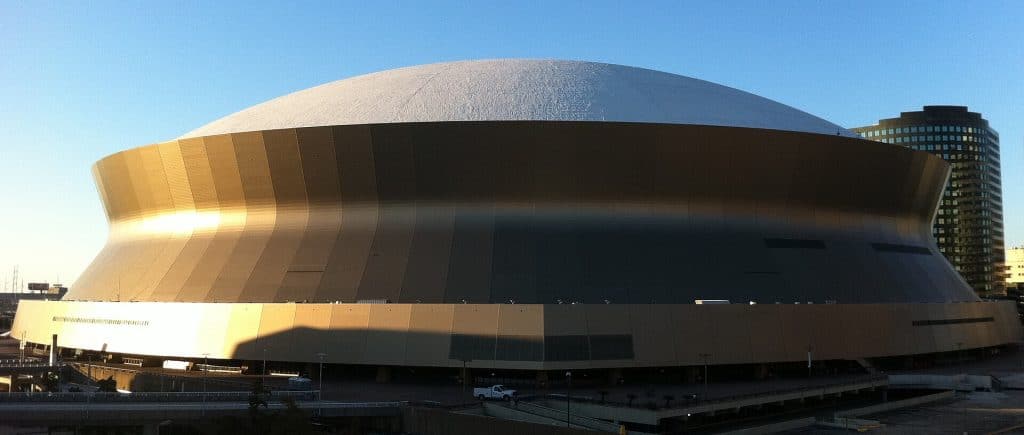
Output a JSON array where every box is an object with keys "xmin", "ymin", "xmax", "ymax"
[
  {"xmin": 698, "ymin": 353, "xmax": 711, "ymax": 399},
  {"xmin": 262, "ymin": 348, "xmax": 267, "ymax": 376},
  {"xmin": 201, "ymin": 353, "xmax": 209, "ymax": 417},
  {"xmin": 807, "ymin": 345, "xmax": 813, "ymax": 378},
  {"xmin": 565, "ymin": 371, "xmax": 572, "ymax": 428},
  {"xmin": 460, "ymin": 358, "xmax": 472, "ymax": 395},
  {"xmin": 316, "ymin": 352, "xmax": 327, "ymax": 417}
]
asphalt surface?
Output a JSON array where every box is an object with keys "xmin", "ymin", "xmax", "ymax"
[{"xmin": 783, "ymin": 390, "xmax": 1024, "ymax": 434}]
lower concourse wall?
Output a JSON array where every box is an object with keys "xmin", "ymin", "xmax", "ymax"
[{"xmin": 11, "ymin": 300, "xmax": 1021, "ymax": 370}]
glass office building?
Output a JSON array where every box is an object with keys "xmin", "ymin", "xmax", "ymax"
[{"xmin": 854, "ymin": 106, "xmax": 1005, "ymax": 296}]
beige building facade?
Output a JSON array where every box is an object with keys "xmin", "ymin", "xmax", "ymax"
[{"xmin": 1008, "ymin": 247, "xmax": 1024, "ymax": 284}]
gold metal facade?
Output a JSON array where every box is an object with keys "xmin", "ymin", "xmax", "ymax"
[
  {"xmin": 14, "ymin": 121, "xmax": 1021, "ymax": 368},
  {"xmin": 72, "ymin": 122, "xmax": 974, "ymax": 305},
  {"xmin": 12, "ymin": 300, "xmax": 1021, "ymax": 368}
]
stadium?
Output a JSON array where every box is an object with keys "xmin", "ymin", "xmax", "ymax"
[{"xmin": 12, "ymin": 59, "xmax": 1020, "ymax": 378}]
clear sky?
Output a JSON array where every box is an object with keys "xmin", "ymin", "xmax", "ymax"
[{"xmin": 1, "ymin": 1, "xmax": 1022, "ymax": 289}]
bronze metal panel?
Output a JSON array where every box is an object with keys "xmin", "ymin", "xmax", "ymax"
[
  {"xmin": 451, "ymin": 304, "xmax": 499, "ymax": 361},
  {"xmin": 71, "ymin": 122, "xmax": 975, "ymax": 312},
  {"xmin": 241, "ymin": 129, "xmax": 308, "ymax": 302},
  {"xmin": 208, "ymin": 132, "xmax": 275, "ymax": 301},
  {"xmin": 356, "ymin": 127, "xmax": 418, "ymax": 302},
  {"xmin": 147, "ymin": 141, "xmax": 205, "ymax": 302},
  {"xmin": 186, "ymin": 134, "xmax": 245, "ymax": 302},
  {"xmin": 13, "ymin": 300, "xmax": 1023, "ymax": 369},
  {"xmin": 442, "ymin": 208, "xmax": 495, "ymax": 304},
  {"xmin": 326, "ymin": 304, "xmax": 371, "ymax": 364},
  {"xmin": 744, "ymin": 305, "xmax": 788, "ymax": 363},
  {"xmin": 628, "ymin": 304, "xmax": 677, "ymax": 365},
  {"xmin": 105, "ymin": 148, "xmax": 165, "ymax": 300},
  {"xmin": 672, "ymin": 305, "xmax": 717, "ymax": 365},
  {"xmin": 290, "ymin": 304, "xmax": 333, "ymax": 361},
  {"xmin": 400, "ymin": 205, "xmax": 455, "ymax": 302},
  {"xmin": 256, "ymin": 303, "xmax": 298, "ymax": 359},
  {"xmin": 405, "ymin": 304, "xmax": 455, "ymax": 365},
  {"xmin": 280, "ymin": 128, "xmax": 341, "ymax": 301},
  {"xmin": 174, "ymin": 137, "xmax": 223, "ymax": 301},
  {"xmin": 316, "ymin": 125, "xmax": 377, "ymax": 302},
  {"xmin": 364, "ymin": 304, "xmax": 412, "ymax": 365}
]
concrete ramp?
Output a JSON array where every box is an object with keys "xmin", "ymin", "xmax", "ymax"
[
  {"xmin": 516, "ymin": 401, "xmax": 625, "ymax": 433},
  {"xmin": 480, "ymin": 402, "xmax": 573, "ymax": 428},
  {"xmin": 816, "ymin": 417, "xmax": 884, "ymax": 431},
  {"xmin": 889, "ymin": 374, "xmax": 993, "ymax": 391}
]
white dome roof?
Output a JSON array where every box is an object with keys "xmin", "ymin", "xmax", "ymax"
[{"xmin": 181, "ymin": 59, "xmax": 855, "ymax": 139}]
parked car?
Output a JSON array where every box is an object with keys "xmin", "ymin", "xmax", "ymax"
[{"xmin": 474, "ymin": 384, "xmax": 517, "ymax": 400}]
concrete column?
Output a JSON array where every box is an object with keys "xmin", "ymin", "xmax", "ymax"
[
  {"xmin": 607, "ymin": 368, "xmax": 623, "ymax": 385},
  {"xmin": 375, "ymin": 366, "xmax": 391, "ymax": 383},
  {"xmin": 753, "ymin": 364, "xmax": 769, "ymax": 380},
  {"xmin": 536, "ymin": 371, "xmax": 549, "ymax": 388},
  {"xmin": 684, "ymin": 366, "xmax": 700, "ymax": 383},
  {"xmin": 903, "ymin": 357, "xmax": 914, "ymax": 370},
  {"xmin": 49, "ymin": 334, "xmax": 57, "ymax": 366}
]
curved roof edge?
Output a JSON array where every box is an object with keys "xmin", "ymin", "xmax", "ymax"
[{"xmin": 180, "ymin": 59, "xmax": 857, "ymax": 139}]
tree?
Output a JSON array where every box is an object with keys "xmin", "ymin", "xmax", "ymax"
[{"xmin": 96, "ymin": 376, "xmax": 117, "ymax": 392}]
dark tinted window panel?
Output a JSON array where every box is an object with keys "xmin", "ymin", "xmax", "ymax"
[
  {"xmin": 544, "ymin": 335, "xmax": 589, "ymax": 361},
  {"xmin": 872, "ymin": 243, "xmax": 932, "ymax": 255},
  {"xmin": 495, "ymin": 335, "xmax": 544, "ymax": 361},
  {"xmin": 764, "ymin": 238, "xmax": 826, "ymax": 249},
  {"xmin": 589, "ymin": 334, "xmax": 635, "ymax": 360},
  {"xmin": 449, "ymin": 333, "xmax": 496, "ymax": 360},
  {"xmin": 912, "ymin": 317, "xmax": 993, "ymax": 326}
]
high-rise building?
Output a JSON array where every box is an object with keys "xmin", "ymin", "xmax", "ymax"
[{"xmin": 853, "ymin": 106, "xmax": 1005, "ymax": 296}]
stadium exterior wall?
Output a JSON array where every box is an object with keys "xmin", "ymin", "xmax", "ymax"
[
  {"xmin": 14, "ymin": 120, "xmax": 1022, "ymax": 368},
  {"xmin": 12, "ymin": 299, "xmax": 1021, "ymax": 369},
  {"xmin": 69, "ymin": 122, "xmax": 973, "ymax": 305}
]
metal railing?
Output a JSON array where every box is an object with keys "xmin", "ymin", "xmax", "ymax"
[
  {"xmin": 0, "ymin": 390, "xmax": 318, "ymax": 403},
  {"xmin": 0, "ymin": 359, "xmax": 55, "ymax": 368},
  {"xmin": 538, "ymin": 374, "xmax": 888, "ymax": 411}
]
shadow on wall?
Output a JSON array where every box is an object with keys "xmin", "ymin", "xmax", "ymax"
[{"xmin": 229, "ymin": 326, "xmax": 615, "ymax": 368}]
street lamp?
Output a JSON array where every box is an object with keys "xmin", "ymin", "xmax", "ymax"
[
  {"xmin": 807, "ymin": 345, "xmax": 813, "ymax": 378},
  {"xmin": 698, "ymin": 353, "xmax": 711, "ymax": 399},
  {"xmin": 201, "ymin": 353, "xmax": 210, "ymax": 417},
  {"xmin": 565, "ymin": 371, "xmax": 572, "ymax": 428},
  {"xmin": 316, "ymin": 352, "xmax": 327, "ymax": 417},
  {"xmin": 460, "ymin": 358, "xmax": 472, "ymax": 395}
]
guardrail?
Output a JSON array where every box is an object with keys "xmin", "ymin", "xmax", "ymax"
[
  {"xmin": 0, "ymin": 390, "xmax": 317, "ymax": 403},
  {"xmin": 542, "ymin": 374, "xmax": 888, "ymax": 411},
  {"xmin": 0, "ymin": 361, "xmax": 56, "ymax": 368}
]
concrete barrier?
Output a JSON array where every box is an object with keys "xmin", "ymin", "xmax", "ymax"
[
  {"xmin": 714, "ymin": 417, "xmax": 816, "ymax": 435},
  {"xmin": 836, "ymin": 390, "xmax": 954, "ymax": 417},
  {"xmin": 889, "ymin": 374, "xmax": 992, "ymax": 391}
]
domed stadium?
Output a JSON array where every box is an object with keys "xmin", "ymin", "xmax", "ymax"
[{"xmin": 13, "ymin": 60, "xmax": 1019, "ymax": 375}]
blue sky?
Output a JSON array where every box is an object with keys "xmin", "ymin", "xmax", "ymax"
[{"xmin": 1, "ymin": 1, "xmax": 1022, "ymax": 288}]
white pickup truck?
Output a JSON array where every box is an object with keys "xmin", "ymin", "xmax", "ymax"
[{"xmin": 473, "ymin": 384, "xmax": 517, "ymax": 400}]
